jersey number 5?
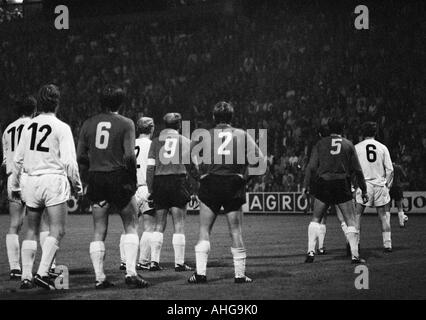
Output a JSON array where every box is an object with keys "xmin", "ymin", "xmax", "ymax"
[
  {"xmin": 330, "ymin": 138, "xmax": 342, "ymax": 155},
  {"xmin": 95, "ymin": 122, "xmax": 111, "ymax": 149}
]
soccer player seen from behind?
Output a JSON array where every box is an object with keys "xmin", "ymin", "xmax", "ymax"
[
  {"xmin": 146, "ymin": 113, "xmax": 194, "ymax": 272},
  {"xmin": 355, "ymin": 122, "xmax": 394, "ymax": 252},
  {"xmin": 77, "ymin": 85, "xmax": 148, "ymax": 289},
  {"xmin": 119, "ymin": 117, "xmax": 156, "ymax": 271},
  {"xmin": 188, "ymin": 101, "xmax": 266, "ymax": 284},
  {"xmin": 303, "ymin": 118, "xmax": 368, "ymax": 264},
  {"xmin": 2, "ymin": 96, "xmax": 36, "ymax": 280},
  {"xmin": 11, "ymin": 85, "xmax": 83, "ymax": 290}
]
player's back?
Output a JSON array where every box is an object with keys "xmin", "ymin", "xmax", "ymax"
[
  {"xmin": 315, "ymin": 134, "xmax": 357, "ymax": 180},
  {"xmin": 196, "ymin": 124, "xmax": 249, "ymax": 177},
  {"xmin": 355, "ymin": 138, "xmax": 393, "ymax": 186},
  {"xmin": 149, "ymin": 128, "xmax": 189, "ymax": 176},
  {"xmin": 135, "ymin": 136, "xmax": 151, "ymax": 185},
  {"xmin": 16, "ymin": 114, "xmax": 73, "ymax": 176},
  {"xmin": 2, "ymin": 117, "xmax": 30, "ymax": 174},
  {"xmin": 80, "ymin": 113, "xmax": 133, "ymax": 172}
]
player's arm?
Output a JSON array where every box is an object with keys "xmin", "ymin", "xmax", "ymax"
[
  {"xmin": 10, "ymin": 130, "xmax": 25, "ymax": 194},
  {"xmin": 383, "ymin": 147, "xmax": 394, "ymax": 188},
  {"xmin": 302, "ymin": 144, "xmax": 319, "ymax": 194},
  {"xmin": 245, "ymin": 130, "xmax": 267, "ymax": 177},
  {"xmin": 146, "ymin": 139, "xmax": 157, "ymax": 194},
  {"xmin": 60, "ymin": 124, "xmax": 83, "ymax": 195},
  {"xmin": 76, "ymin": 121, "xmax": 89, "ymax": 184},
  {"xmin": 350, "ymin": 144, "xmax": 367, "ymax": 195},
  {"xmin": 123, "ymin": 120, "xmax": 137, "ymax": 184}
]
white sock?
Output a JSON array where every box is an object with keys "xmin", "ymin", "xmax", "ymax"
[
  {"xmin": 308, "ymin": 222, "xmax": 320, "ymax": 253},
  {"xmin": 40, "ymin": 231, "xmax": 56, "ymax": 269},
  {"xmin": 138, "ymin": 232, "xmax": 152, "ymax": 264},
  {"xmin": 231, "ymin": 247, "xmax": 246, "ymax": 278},
  {"xmin": 123, "ymin": 234, "xmax": 139, "ymax": 277},
  {"xmin": 398, "ymin": 211, "xmax": 405, "ymax": 224},
  {"xmin": 150, "ymin": 232, "xmax": 163, "ymax": 264},
  {"xmin": 6, "ymin": 234, "xmax": 21, "ymax": 270},
  {"xmin": 382, "ymin": 231, "xmax": 392, "ymax": 248},
  {"xmin": 172, "ymin": 233, "xmax": 186, "ymax": 266},
  {"xmin": 119, "ymin": 234, "xmax": 126, "ymax": 264},
  {"xmin": 37, "ymin": 236, "xmax": 59, "ymax": 277},
  {"xmin": 341, "ymin": 222, "xmax": 349, "ymax": 243},
  {"xmin": 346, "ymin": 226, "xmax": 360, "ymax": 258},
  {"xmin": 318, "ymin": 224, "xmax": 326, "ymax": 249},
  {"xmin": 90, "ymin": 241, "xmax": 106, "ymax": 282},
  {"xmin": 195, "ymin": 240, "xmax": 210, "ymax": 276},
  {"xmin": 21, "ymin": 240, "xmax": 37, "ymax": 280}
]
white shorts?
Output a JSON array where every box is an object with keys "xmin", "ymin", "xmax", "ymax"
[
  {"xmin": 23, "ymin": 174, "xmax": 70, "ymax": 209},
  {"xmin": 356, "ymin": 182, "xmax": 390, "ymax": 207},
  {"xmin": 135, "ymin": 186, "xmax": 154, "ymax": 215},
  {"xmin": 7, "ymin": 173, "xmax": 27, "ymax": 203}
]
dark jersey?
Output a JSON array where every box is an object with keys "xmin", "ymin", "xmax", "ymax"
[
  {"xmin": 147, "ymin": 129, "xmax": 190, "ymax": 176},
  {"xmin": 192, "ymin": 124, "xmax": 263, "ymax": 177},
  {"xmin": 77, "ymin": 113, "xmax": 136, "ymax": 173},
  {"xmin": 303, "ymin": 134, "xmax": 366, "ymax": 191}
]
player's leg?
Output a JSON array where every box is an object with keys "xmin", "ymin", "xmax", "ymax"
[
  {"xmin": 34, "ymin": 202, "xmax": 68, "ymax": 289},
  {"xmin": 377, "ymin": 205, "xmax": 392, "ymax": 252},
  {"xmin": 150, "ymin": 208, "xmax": 168, "ymax": 270},
  {"xmin": 20, "ymin": 206, "xmax": 42, "ymax": 288},
  {"xmin": 305, "ymin": 198, "xmax": 328, "ymax": 262},
  {"xmin": 188, "ymin": 201, "xmax": 217, "ymax": 284},
  {"xmin": 171, "ymin": 206, "xmax": 193, "ymax": 271},
  {"xmin": 336, "ymin": 205, "xmax": 350, "ymax": 255},
  {"xmin": 6, "ymin": 200, "xmax": 25, "ymax": 279},
  {"xmin": 90, "ymin": 203, "xmax": 111, "ymax": 288},
  {"xmin": 395, "ymin": 199, "xmax": 407, "ymax": 227},
  {"xmin": 137, "ymin": 211, "xmax": 155, "ymax": 270},
  {"xmin": 338, "ymin": 200, "xmax": 364, "ymax": 263},
  {"xmin": 226, "ymin": 208, "xmax": 252, "ymax": 283},
  {"xmin": 40, "ymin": 210, "xmax": 56, "ymax": 272},
  {"xmin": 119, "ymin": 232, "xmax": 126, "ymax": 270},
  {"xmin": 317, "ymin": 213, "xmax": 327, "ymax": 255}
]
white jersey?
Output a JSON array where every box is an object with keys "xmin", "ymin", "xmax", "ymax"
[
  {"xmin": 135, "ymin": 136, "xmax": 152, "ymax": 186},
  {"xmin": 355, "ymin": 138, "xmax": 393, "ymax": 187},
  {"xmin": 10, "ymin": 113, "xmax": 82, "ymax": 193},
  {"xmin": 2, "ymin": 117, "xmax": 31, "ymax": 175}
]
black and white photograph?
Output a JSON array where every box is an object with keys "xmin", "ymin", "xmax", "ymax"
[{"xmin": 0, "ymin": 0, "xmax": 425, "ymax": 305}]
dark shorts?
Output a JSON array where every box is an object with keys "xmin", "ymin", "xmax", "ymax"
[
  {"xmin": 199, "ymin": 174, "xmax": 246, "ymax": 214},
  {"xmin": 152, "ymin": 175, "xmax": 191, "ymax": 210},
  {"xmin": 87, "ymin": 169, "xmax": 136, "ymax": 209},
  {"xmin": 390, "ymin": 185, "xmax": 403, "ymax": 201},
  {"xmin": 315, "ymin": 177, "xmax": 353, "ymax": 205}
]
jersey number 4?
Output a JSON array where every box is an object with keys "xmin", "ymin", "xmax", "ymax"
[
  {"xmin": 28, "ymin": 123, "xmax": 52, "ymax": 152},
  {"xmin": 95, "ymin": 122, "xmax": 111, "ymax": 149}
]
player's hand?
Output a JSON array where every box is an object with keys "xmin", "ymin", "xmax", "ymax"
[
  {"xmin": 361, "ymin": 192, "xmax": 369, "ymax": 204},
  {"xmin": 147, "ymin": 193, "xmax": 154, "ymax": 208},
  {"xmin": 302, "ymin": 187, "xmax": 309, "ymax": 199},
  {"xmin": 190, "ymin": 195, "xmax": 199, "ymax": 208},
  {"xmin": 11, "ymin": 190, "xmax": 22, "ymax": 202}
]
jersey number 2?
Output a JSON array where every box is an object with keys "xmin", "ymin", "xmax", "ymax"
[{"xmin": 95, "ymin": 122, "xmax": 111, "ymax": 149}]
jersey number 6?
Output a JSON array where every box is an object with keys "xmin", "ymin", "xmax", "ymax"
[{"xmin": 95, "ymin": 122, "xmax": 111, "ymax": 149}]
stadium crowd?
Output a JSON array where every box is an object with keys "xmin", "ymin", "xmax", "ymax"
[{"xmin": 0, "ymin": 1, "xmax": 424, "ymax": 194}]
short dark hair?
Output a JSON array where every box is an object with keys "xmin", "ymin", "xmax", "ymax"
[
  {"xmin": 328, "ymin": 118, "xmax": 344, "ymax": 134},
  {"xmin": 213, "ymin": 101, "xmax": 234, "ymax": 124},
  {"xmin": 100, "ymin": 85, "xmax": 125, "ymax": 112},
  {"xmin": 362, "ymin": 121, "xmax": 377, "ymax": 137},
  {"xmin": 37, "ymin": 84, "xmax": 60, "ymax": 113},
  {"xmin": 165, "ymin": 121, "xmax": 180, "ymax": 131},
  {"xmin": 17, "ymin": 95, "xmax": 37, "ymax": 117}
]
